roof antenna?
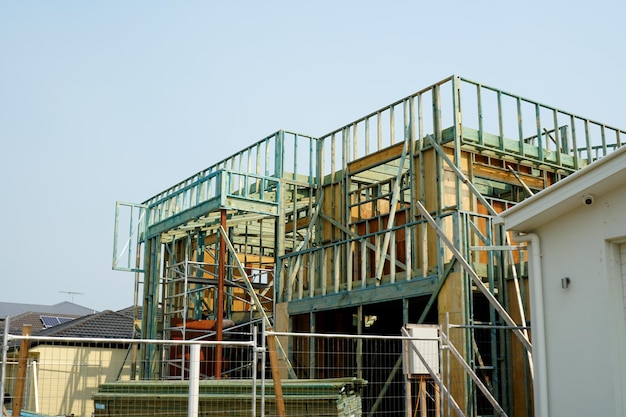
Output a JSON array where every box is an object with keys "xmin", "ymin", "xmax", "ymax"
[{"xmin": 59, "ymin": 291, "xmax": 84, "ymax": 303}]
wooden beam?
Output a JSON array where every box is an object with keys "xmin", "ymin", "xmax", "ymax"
[
  {"xmin": 266, "ymin": 329, "xmax": 287, "ymax": 417},
  {"xmin": 348, "ymin": 142, "xmax": 405, "ymax": 175},
  {"xmin": 284, "ymin": 216, "xmax": 309, "ymax": 233},
  {"xmin": 473, "ymin": 164, "xmax": 543, "ymax": 190}
]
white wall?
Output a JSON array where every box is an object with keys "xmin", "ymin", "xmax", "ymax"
[
  {"xmin": 533, "ymin": 183, "xmax": 626, "ymax": 416},
  {"xmin": 620, "ymin": 243, "xmax": 626, "ymax": 322}
]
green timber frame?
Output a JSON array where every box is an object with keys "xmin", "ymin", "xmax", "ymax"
[
  {"xmin": 113, "ymin": 130, "xmax": 319, "ymax": 379},
  {"xmin": 113, "ymin": 75, "xmax": 625, "ymax": 415}
]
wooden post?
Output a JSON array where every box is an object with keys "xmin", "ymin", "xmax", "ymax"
[
  {"xmin": 434, "ymin": 379, "xmax": 441, "ymax": 416},
  {"xmin": 404, "ymin": 378, "xmax": 412, "ymax": 417},
  {"xmin": 419, "ymin": 376, "xmax": 427, "ymax": 417},
  {"xmin": 266, "ymin": 329, "xmax": 286, "ymax": 417},
  {"xmin": 12, "ymin": 324, "xmax": 31, "ymax": 417}
]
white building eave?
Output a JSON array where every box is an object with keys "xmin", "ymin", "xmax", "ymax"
[{"xmin": 499, "ymin": 145, "xmax": 626, "ymax": 232}]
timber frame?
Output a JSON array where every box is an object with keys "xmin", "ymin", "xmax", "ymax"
[{"xmin": 113, "ymin": 75, "xmax": 625, "ymax": 415}]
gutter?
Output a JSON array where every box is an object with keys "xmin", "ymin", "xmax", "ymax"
[{"xmin": 512, "ymin": 231, "xmax": 549, "ymax": 417}]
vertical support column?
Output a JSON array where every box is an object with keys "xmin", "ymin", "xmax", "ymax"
[
  {"xmin": 142, "ymin": 235, "xmax": 161, "ymax": 378},
  {"xmin": 402, "ymin": 299, "xmax": 411, "ymax": 417},
  {"xmin": 260, "ymin": 323, "xmax": 267, "ymax": 417},
  {"xmin": 432, "ymin": 85, "xmax": 444, "ymax": 234},
  {"xmin": 407, "ymin": 96, "xmax": 417, "ymax": 279},
  {"xmin": 451, "ymin": 76, "xmax": 464, "ymax": 214},
  {"xmin": 188, "ymin": 344, "xmax": 200, "ymax": 417},
  {"xmin": 252, "ymin": 327, "xmax": 258, "ymax": 417},
  {"xmin": 276, "ymin": 181, "xmax": 287, "ymax": 303},
  {"xmin": 226, "ymin": 226, "xmax": 235, "ymax": 319},
  {"xmin": 535, "ymin": 103, "xmax": 544, "ymax": 161},
  {"xmin": 275, "ymin": 130, "xmax": 285, "ymax": 178},
  {"xmin": 432, "ymin": 82, "xmax": 442, "ymax": 144},
  {"xmin": 142, "ymin": 237, "xmax": 156, "ymax": 340},
  {"xmin": 357, "ymin": 306, "xmax": 363, "ymax": 381},
  {"xmin": 309, "ymin": 312, "xmax": 316, "ymax": 379},
  {"xmin": 342, "ymin": 127, "xmax": 350, "ymax": 293},
  {"xmin": 194, "ymin": 230, "xmax": 206, "ymax": 319},
  {"xmin": 131, "ymin": 218, "xmax": 144, "ymax": 380},
  {"xmin": 215, "ymin": 209, "xmax": 227, "ymax": 379}
]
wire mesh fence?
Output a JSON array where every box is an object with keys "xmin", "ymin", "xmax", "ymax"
[
  {"xmin": 1, "ymin": 322, "xmax": 530, "ymax": 417},
  {"xmin": 272, "ymin": 329, "xmax": 441, "ymax": 417},
  {"xmin": 1, "ymin": 332, "xmax": 258, "ymax": 417}
]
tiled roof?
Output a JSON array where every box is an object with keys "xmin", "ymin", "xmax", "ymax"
[
  {"xmin": 2, "ymin": 311, "xmax": 83, "ymax": 334},
  {"xmin": 0, "ymin": 301, "xmax": 96, "ymax": 318},
  {"xmin": 116, "ymin": 305, "xmax": 162, "ymax": 323},
  {"xmin": 116, "ymin": 305, "xmax": 142, "ymax": 319},
  {"xmin": 35, "ymin": 310, "xmax": 134, "ymax": 339}
]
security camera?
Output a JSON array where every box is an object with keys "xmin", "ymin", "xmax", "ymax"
[{"xmin": 583, "ymin": 195, "xmax": 594, "ymax": 205}]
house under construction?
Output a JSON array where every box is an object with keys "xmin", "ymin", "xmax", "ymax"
[{"xmin": 112, "ymin": 75, "xmax": 625, "ymax": 416}]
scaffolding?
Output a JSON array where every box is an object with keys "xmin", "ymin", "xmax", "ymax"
[{"xmin": 113, "ymin": 75, "xmax": 625, "ymax": 415}]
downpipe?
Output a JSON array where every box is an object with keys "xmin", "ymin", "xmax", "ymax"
[{"xmin": 512, "ymin": 231, "xmax": 549, "ymax": 417}]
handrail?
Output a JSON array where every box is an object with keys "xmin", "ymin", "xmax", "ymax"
[
  {"xmin": 146, "ymin": 169, "xmax": 281, "ymax": 228},
  {"xmin": 142, "ymin": 130, "xmax": 319, "ymax": 206},
  {"xmin": 316, "ymin": 75, "xmax": 625, "ymax": 179}
]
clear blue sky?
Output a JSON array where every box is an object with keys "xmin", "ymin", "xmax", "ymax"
[{"xmin": 1, "ymin": 1, "xmax": 624, "ymax": 312}]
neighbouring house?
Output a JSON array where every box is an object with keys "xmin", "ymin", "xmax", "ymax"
[
  {"xmin": 0, "ymin": 301, "xmax": 96, "ymax": 335},
  {"xmin": 2, "ymin": 312, "xmax": 84, "ymax": 335},
  {"xmin": 0, "ymin": 301, "xmax": 96, "ymax": 319},
  {"xmin": 499, "ymin": 145, "xmax": 626, "ymax": 416},
  {"xmin": 3, "ymin": 309, "xmax": 135, "ymax": 417}
]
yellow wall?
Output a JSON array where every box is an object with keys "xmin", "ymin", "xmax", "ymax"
[{"xmin": 26, "ymin": 345, "xmax": 130, "ymax": 417}]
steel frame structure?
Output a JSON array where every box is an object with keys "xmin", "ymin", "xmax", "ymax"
[{"xmin": 113, "ymin": 75, "xmax": 625, "ymax": 415}]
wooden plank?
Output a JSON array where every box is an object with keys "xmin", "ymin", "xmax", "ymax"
[
  {"xmin": 419, "ymin": 376, "xmax": 427, "ymax": 417},
  {"xmin": 284, "ymin": 216, "xmax": 309, "ymax": 233},
  {"xmin": 473, "ymin": 164, "xmax": 543, "ymax": 189},
  {"xmin": 421, "ymin": 148, "xmax": 439, "ymax": 269},
  {"xmin": 437, "ymin": 267, "xmax": 467, "ymax": 404},
  {"xmin": 267, "ymin": 329, "xmax": 287, "ymax": 417},
  {"xmin": 348, "ymin": 142, "xmax": 405, "ymax": 174}
]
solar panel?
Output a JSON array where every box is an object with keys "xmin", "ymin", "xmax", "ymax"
[
  {"xmin": 41, "ymin": 316, "xmax": 60, "ymax": 328},
  {"xmin": 40, "ymin": 315, "xmax": 75, "ymax": 328}
]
